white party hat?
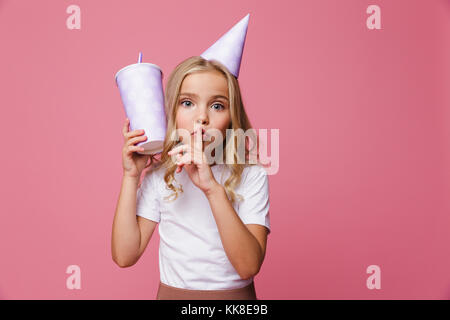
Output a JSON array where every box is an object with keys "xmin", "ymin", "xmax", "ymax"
[{"xmin": 200, "ymin": 13, "xmax": 250, "ymax": 78}]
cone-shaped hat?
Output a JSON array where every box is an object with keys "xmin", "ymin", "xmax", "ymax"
[{"xmin": 200, "ymin": 13, "xmax": 250, "ymax": 78}]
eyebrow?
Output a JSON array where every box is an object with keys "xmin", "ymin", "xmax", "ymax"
[{"xmin": 179, "ymin": 92, "xmax": 229, "ymax": 102}]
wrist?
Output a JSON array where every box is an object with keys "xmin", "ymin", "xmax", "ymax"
[
  {"xmin": 205, "ymin": 182, "xmax": 224, "ymax": 199},
  {"xmin": 123, "ymin": 173, "xmax": 140, "ymax": 184}
]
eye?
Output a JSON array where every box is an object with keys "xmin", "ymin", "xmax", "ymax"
[
  {"xmin": 211, "ymin": 103, "xmax": 224, "ymax": 110},
  {"xmin": 180, "ymin": 100, "xmax": 192, "ymax": 107},
  {"xmin": 180, "ymin": 100, "xmax": 225, "ymax": 110}
]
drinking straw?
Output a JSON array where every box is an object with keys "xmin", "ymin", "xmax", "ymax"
[{"xmin": 138, "ymin": 52, "xmax": 142, "ymax": 63}]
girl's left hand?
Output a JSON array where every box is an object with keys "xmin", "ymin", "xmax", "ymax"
[{"xmin": 168, "ymin": 126, "xmax": 218, "ymax": 194}]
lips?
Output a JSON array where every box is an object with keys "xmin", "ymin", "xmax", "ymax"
[{"xmin": 191, "ymin": 128, "xmax": 206, "ymax": 135}]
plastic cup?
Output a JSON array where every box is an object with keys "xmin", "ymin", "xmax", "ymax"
[{"xmin": 115, "ymin": 61, "xmax": 166, "ymax": 155}]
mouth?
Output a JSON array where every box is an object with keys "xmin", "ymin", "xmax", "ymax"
[{"xmin": 191, "ymin": 128, "xmax": 206, "ymax": 136}]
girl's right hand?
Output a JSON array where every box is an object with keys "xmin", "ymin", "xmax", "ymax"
[{"xmin": 122, "ymin": 118, "xmax": 151, "ymax": 178}]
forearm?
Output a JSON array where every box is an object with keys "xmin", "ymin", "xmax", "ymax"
[
  {"xmin": 111, "ymin": 175, "xmax": 142, "ymax": 267},
  {"xmin": 205, "ymin": 184, "xmax": 262, "ymax": 279}
]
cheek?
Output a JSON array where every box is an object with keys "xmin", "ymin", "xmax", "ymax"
[
  {"xmin": 175, "ymin": 109, "xmax": 190, "ymax": 128},
  {"xmin": 175, "ymin": 111, "xmax": 193, "ymax": 143},
  {"xmin": 210, "ymin": 110, "xmax": 230, "ymax": 125},
  {"xmin": 216, "ymin": 116, "xmax": 231, "ymax": 132},
  {"xmin": 210, "ymin": 120, "xmax": 231, "ymax": 143}
]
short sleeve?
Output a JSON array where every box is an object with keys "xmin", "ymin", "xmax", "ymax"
[
  {"xmin": 238, "ymin": 166, "xmax": 271, "ymax": 234},
  {"xmin": 136, "ymin": 171, "xmax": 161, "ymax": 223}
]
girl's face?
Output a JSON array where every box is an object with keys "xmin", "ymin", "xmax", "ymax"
[{"xmin": 175, "ymin": 70, "xmax": 231, "ymax": 150}]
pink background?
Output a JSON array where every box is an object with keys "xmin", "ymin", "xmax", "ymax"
[{"xmin": 0, "ymin": 0, "xmax": 449, "ymax": 299}]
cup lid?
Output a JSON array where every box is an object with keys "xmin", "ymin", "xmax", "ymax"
[{"xmin": 114, "ymin": 62, "xmax": 163, "ymax": 83}]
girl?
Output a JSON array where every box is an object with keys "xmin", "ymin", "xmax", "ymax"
[{"xmin": 112, "ymin": 56, "xmax": 271, "ymax": 300}]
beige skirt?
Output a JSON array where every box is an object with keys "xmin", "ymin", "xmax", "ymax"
[{"xmin": 156, "ymin": 281, "xmax": 257, "ymax": 300}]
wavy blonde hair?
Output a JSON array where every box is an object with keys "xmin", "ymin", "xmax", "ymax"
[{"xmin": 143, "ymin": 56, "xmax": 260, "ymax": 206}]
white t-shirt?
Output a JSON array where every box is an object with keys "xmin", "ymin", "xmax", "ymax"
[{"xmin": 136, "ymin": 163, "xmax": 271, "ymax": 290}]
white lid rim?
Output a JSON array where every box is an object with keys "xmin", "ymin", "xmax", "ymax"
[{"xmin": 115, "ymin": 63, "xmax": 163, "ymax": 83}]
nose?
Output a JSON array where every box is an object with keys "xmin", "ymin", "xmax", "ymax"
[{"xmin": 195, "ymin": 108, "xmax": 209, "ymax": 125}]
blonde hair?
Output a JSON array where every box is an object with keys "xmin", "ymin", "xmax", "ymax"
[{"xmin": 143, "ymin": 56, "xmax": 260, "ymax": 205}]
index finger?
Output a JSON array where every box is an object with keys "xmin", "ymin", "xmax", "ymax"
[
  {"xmin": 193, "ymin": 126, "xmax": 204, "ymax": 150},
  {"xmin": 122, "ymin": 118, "xmax": 130, "ymax": 135}
]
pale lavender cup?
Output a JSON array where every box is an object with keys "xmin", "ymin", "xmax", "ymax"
[{"xmin": 115, "ymin": 58, "xmax": 166, "ymax": 155}]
